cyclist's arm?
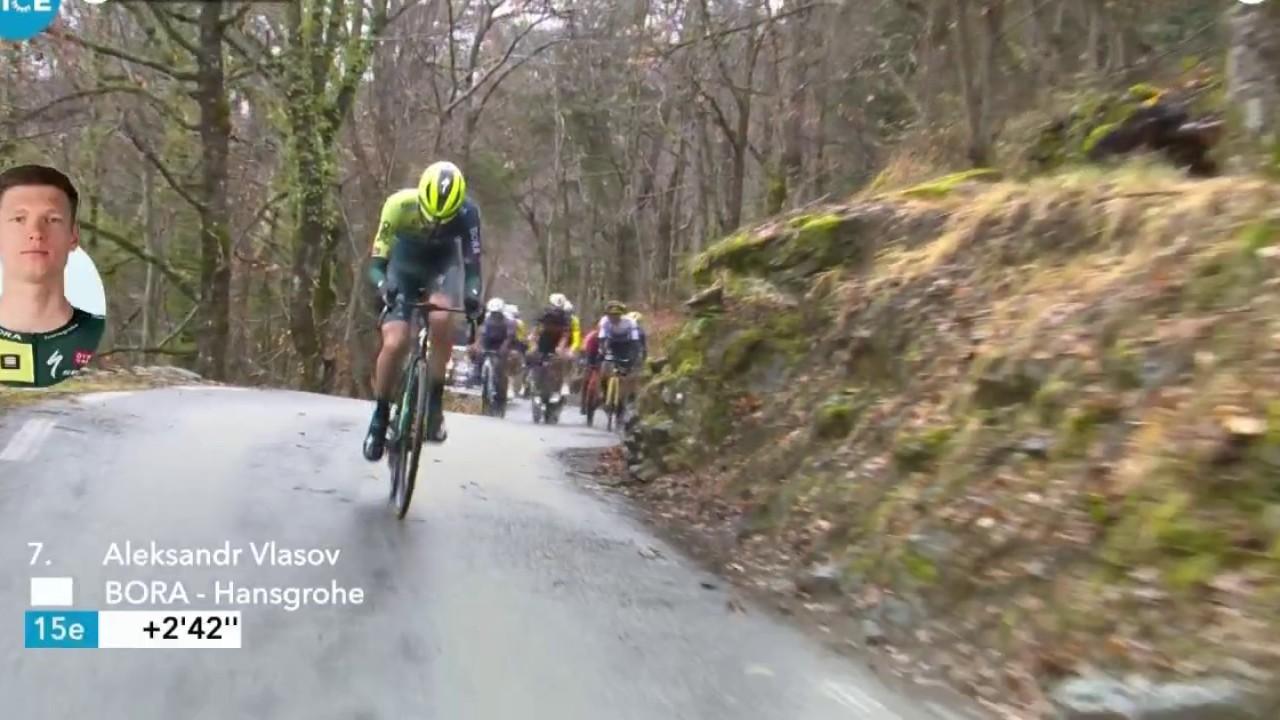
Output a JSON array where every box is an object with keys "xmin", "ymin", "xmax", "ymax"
[
  {"xmin": 461, "ymin": 205, "xmax": 483, "ymax": 308},
  {"xmin": 570, "ymin": 315, "xmax": 582, "ymax": 351},
  {"xmin": 367, "ymin": 195, "xmax": 402, "ymax": 288}
]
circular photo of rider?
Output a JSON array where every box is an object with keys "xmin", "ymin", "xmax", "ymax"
[{"xmin": 0, "ymin": 164, "xmax": 108, "ymax": 389}]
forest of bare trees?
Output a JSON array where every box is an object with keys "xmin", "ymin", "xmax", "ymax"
[{"xmin": 1, "ymin": 0, "xmax": 1270, "ymax": 396}]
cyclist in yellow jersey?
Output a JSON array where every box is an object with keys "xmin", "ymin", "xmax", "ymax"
[{"xmin": 564, "ymin": 300, "xmax": 582, "ymax": 352}]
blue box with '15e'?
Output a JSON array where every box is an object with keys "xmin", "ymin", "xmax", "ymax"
[{"xmin": 25, "ymin": 611, "xmax": 98, "ymax": 648}]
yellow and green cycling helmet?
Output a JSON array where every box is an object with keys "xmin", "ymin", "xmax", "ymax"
[{"xmin": 418, "ymin": 161, "xmax": 467, "ymax": 222}]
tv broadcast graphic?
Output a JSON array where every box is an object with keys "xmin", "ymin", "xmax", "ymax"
[{"xmin": 3, "ymin": 2, "xmax": 1280, "ymax": 720}]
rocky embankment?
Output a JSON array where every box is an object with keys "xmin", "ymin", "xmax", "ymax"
[{"xmin": 619, "ymin": 167, "xmax": 1280, "ymax": 719}]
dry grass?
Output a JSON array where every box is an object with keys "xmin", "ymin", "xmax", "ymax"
[{"xmin": 0, "ymin": 369, "xmax": 207, "ymax": 414}]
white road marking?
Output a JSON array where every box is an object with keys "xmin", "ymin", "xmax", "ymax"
[
  {"xmin": 819, "ymin": 679, "xmax": 898, "ymax": 718},
  {"xmin": 0, "ymin": 418, "xmax": 58, "ymax": 462}
]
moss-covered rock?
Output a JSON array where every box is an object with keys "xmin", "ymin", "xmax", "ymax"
[
  {"xmin": 626, "ymin": 170, "xmax": 1280, "ymax": 716},
  {"xmin": 1028, "ymin": 78, "xmax": 1225, "ymax": 176},
  {"xmin": 893, "ymin": 425, "xmax": 955, "ymax": 473},
  {"xmin": 815, "ymin": 394, "xmax": 859, "ymax": 439},
  {"xmin": 897, "ymin": 168, "xmax": 1002, "ymax": 199}
]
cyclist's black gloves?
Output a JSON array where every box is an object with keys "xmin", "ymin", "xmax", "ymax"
[
  {"xmin": 464, "ymin": 295, "xmax": 481, "ymax": 321},
  {"xmin": 378, "ymin": 279, "xmax": 399, "ymax": 309}
]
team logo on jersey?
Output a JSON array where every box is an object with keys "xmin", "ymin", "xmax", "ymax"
[
  {"xmin": 75, "ymin": 350, "xmax": 93, "ymax": 367},
  {"xmin": 1, "ymin": 354, "xmax": 19, "ymax": 370},
  {"xmin": 47, "ymin": 349, "xmax": 64, "ymax": 376}
]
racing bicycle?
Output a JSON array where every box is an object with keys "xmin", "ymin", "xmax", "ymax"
[
  {"xmin": 602, "ymin": 356, "xmax": 633, "ymax": 433},
  {"xmin": 382, "ymin": 296, "xmax": 474, "ymax": 519},
  {"xmin": 479, "ymin": 349, "xmax": 507, "ymax": 418}
]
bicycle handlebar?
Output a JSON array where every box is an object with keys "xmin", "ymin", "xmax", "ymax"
[
  {"xmin": 402, "ymin": 300, "xmax": 468, "ymax": 313},
  {"xmin": 395, "ymin": 298, "xmax": 478, "ymax": 344}
]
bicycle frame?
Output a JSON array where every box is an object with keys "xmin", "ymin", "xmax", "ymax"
[
  {"xmin": 394, "ymin": 301, "xmax": 461, "ymax": 436},
  {"xmin": 601, "ymin": 356, "xmax": 634, "ymax": 431},
  {"xmin": 383, "ymin": 295, "xmax": 474, "ymax": 518}
]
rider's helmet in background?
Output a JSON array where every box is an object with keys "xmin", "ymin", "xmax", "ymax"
[
  {"xmin": 486, "ymin": 297, "xmax": 505, "ymax": 314},
  {"xmin": 549, "ymin": 293, "xmax": 567, "ymax": 309}
]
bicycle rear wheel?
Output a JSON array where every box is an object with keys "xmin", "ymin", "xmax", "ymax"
[{"xmin": 495, "ymin": 361, "xmax": 507, "ymax": 418}]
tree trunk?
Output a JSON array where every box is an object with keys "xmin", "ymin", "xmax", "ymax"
[
  {"xmin": 1227, "ymin": 0, "xmax": 1280, "ymax": 159},
  {"xmin": 779, "ymin": 0, "xmax": 808, "ymax": 210},
  {"xmin": 1084, "ymin": 0, "xmax": 1104, "ymax": 73},
  {"xmin": 141, "ymin": 163, "xmax": 157, "ymax": 351},
  {"xmin": 287, "ymin": 139, "xmax": 330, "ymax": 390},
  {"xmin": 195, "ymin": 1, "xmax": 233, "ymax": 380},
  {"xmin": 952, "ymin": 0, "xmax": 995, "ymax": 167}
]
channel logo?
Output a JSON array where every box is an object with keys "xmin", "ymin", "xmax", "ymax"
[{"xmin": 0, "ymin": 0, "xmax": 60, "ymax": 42}]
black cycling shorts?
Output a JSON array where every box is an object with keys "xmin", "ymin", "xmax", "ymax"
[
  {"xmin": 381, "ymin": 253, "xmax": 464, "ymax": 326},
  {"xmin": 535, "ymin": 329, "xmax": 565, "ymax": 355}
]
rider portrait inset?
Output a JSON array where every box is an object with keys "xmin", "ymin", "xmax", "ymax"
[{"xmin": 0, "ymin": 164, "xmax": 107, "ymax": 388}]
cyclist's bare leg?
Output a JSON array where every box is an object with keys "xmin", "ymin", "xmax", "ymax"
[
  {"xmin": 363, "ymin": 319, "xmax": 410, "ymax": 461},
  {"xmin": 423, "ymin": 291, "xmax": 457, "ymax": 440},
  {"xmin": 425, "ymin": 291, "xmax": 455, "ymax": 383},
  {"xmin": 507, "ymin": 350, "xmax": 521, "ymax": 391},
  {"xmin": 552, "ymin": 344, "xmax": 570, "ymax": 396},
  {"xmin": 498, "ymin": 345, "xmax": 513, "ymax": 398},
  {"xmin": 373, "ymin": 321, "xmax": 411, "ymax": 400}
]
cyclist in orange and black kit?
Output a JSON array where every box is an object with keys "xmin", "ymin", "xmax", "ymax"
[{"xmin": 578, "ymin": 325, "xmax": 602, "ymax": 415}]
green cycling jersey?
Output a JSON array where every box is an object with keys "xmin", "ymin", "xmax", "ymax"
[
  {"xmin": 0, "ymin": 308, "xmax": 105, "ymax": 388},
  {"xmin": 367, "ymin": 188, "xmax": 482, "ymax": 303}
]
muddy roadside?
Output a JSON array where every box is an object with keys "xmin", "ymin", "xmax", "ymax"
[{"xmin": 558, "ymin": 444, "xmax": 1000, "ymax": 720}]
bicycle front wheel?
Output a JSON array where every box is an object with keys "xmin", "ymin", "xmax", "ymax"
[{"xmin": 395, "ymin": 357, "xmax": 431, "ymax": 519}]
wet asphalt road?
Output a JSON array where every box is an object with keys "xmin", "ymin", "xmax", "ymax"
[{"xmin": 0, "ymin": 386, "xmax": 976, "ymax": 720}]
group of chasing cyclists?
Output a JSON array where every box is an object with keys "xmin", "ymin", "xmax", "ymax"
[
  {"xmin": 469, "ymin": 292, "xmax": 646, "ymax": 413},
  {"xmin": 361, "ymin": 160, "xmax": 648, "ymax": 463}
]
